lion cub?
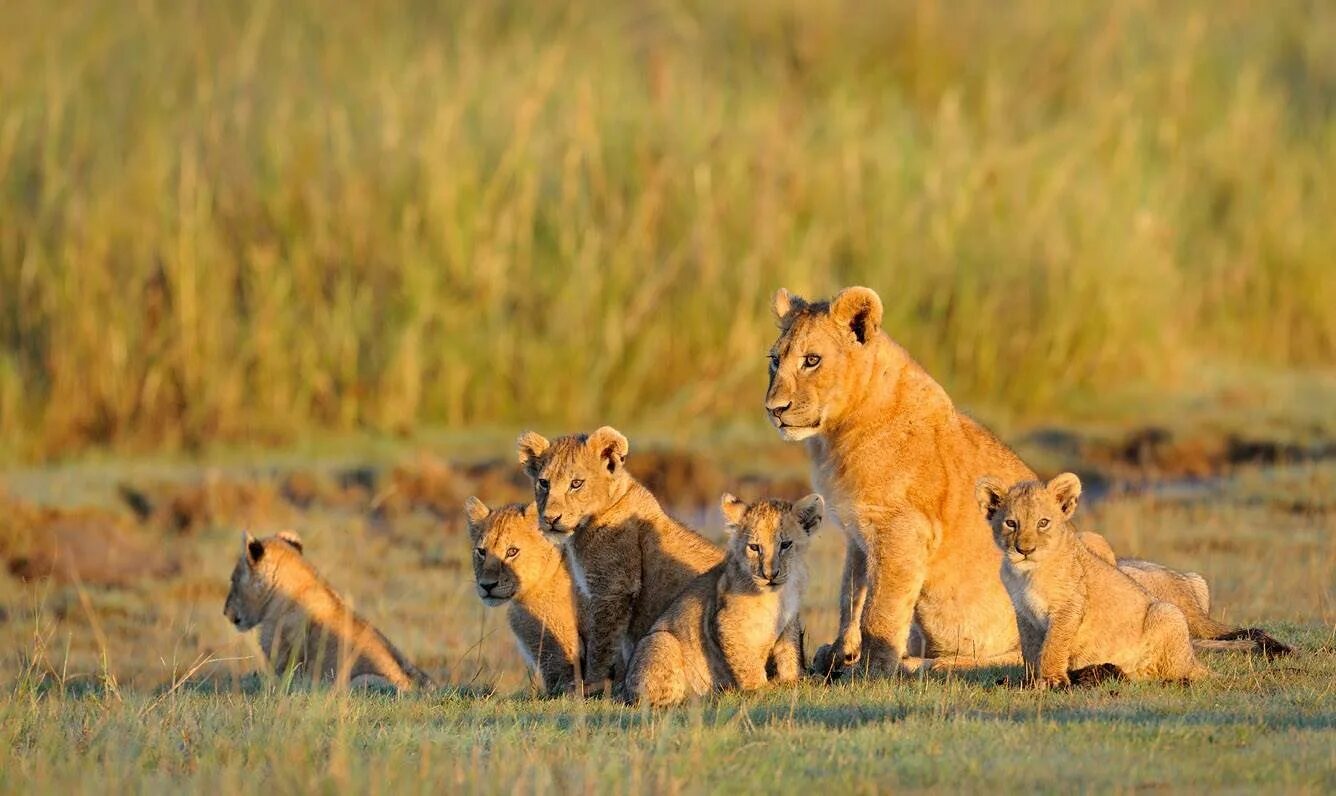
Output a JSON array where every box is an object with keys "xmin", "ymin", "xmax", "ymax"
[
  {"xmin": 975, "ymin": 474, "xmax": 1208, "ymax": 687},
  {"xmin": 626, "ymin": 493, "xmax": 822, "ymax": 706},
  {"xmin": 464, "ymin": 498, "xmax": 581, "ymax": 696},
  {"xmin": 223, "ymin": 531, "xmax": 431, "ymax": 690},
  {"xmin": 517, "ymin": 426, "xmax": 724, "ymax": 694}
]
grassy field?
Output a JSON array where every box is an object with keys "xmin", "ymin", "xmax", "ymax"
[
  {"xmin": 2, "ymin": 0, "xmax": 1335, "ymax": 458},
  {"xmin": 0, "ymin": 445, "xmax": 1332, "ymax": 791}
]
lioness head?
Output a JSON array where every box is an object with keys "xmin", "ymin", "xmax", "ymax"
[
  {"xmin": 464, "ymin": 498, "xmax": 561, "ymax": 606},
  {"xmin": 975, "ymin": 474, "xmax": 1082, "ymax": 570},
  {"xmin": 764, "ymin": 286, "xmax": 885, "ymax": 440},
  {"xmin": 516, "ymin": 426, "xmax": 633, "ymax": 539},
  {"xmin": 719, "ymin": 492, "xmax": 824, "ymax": 589},
  {"xmin": 223, "ymin": 530, "xmax": 304, "ymax": 630}
]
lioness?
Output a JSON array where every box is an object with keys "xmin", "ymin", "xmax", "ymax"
[
  {"xmin": 223, "ymin": 531, "xmax": 431, "ymax": 690},
  {"xmin": 766, "ymin": 285, "xmax": 1055, "ymax": 675},
  {"xmin": 976, "ymin": 473, "xmax": 1208, "ymax": 685},
  {"xmin": 517, "ymin": 426, "xmax": 725, "ymax": 695},
  {"xmin": 625, "ymin": 493, "xmax": 820, "ymax": 706},
  {"xmin": 464, "ymin": 498, "xmax": 582, "ymax": 696}
]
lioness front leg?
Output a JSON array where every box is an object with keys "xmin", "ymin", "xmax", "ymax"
[
  {"xmin": 857, "ymin": 514, "xmax": 931, "ymax": 677},
  {"xmin": 582, "ymin": 593, "xmax": 633, "ymax": 696},
  {"xmin": 815, "ymin": 536, "xmax": 869, "ymax": 678}
]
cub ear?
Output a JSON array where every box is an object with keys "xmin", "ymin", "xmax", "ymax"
[
  {"xmin": 772, "ymin": 288, "xmax": 807, "ymax": 320},
  {"xmin": 793, "ymin": 493, "xmax": 825, "ymax": 534},
  {"xmin": 720, "ymin": 492, "xmax": 747, "ymax": 528},
  {"xmin": 1047, "ymin": 472, "xmax": 1082, "ymax": 518},
  {"xmin": 830, "ymin": 286, "xmax": 883, "ymax": 344},
  {"xmin": 517, "ymin": 431, "xmax": 551, "ymax": 480},
  {"xmin": 587, "ymin": 426, "xmax": 629, "ymax": 474},
  {"xmin": 243, "ymin": 532, "xmax": 265, "ymax": 566},
  {"xmin": 464, "ymin": 496, "xmax": 491, "ymax": 526},
  {"xmin": 975, "ymin": 477, "xmax": 1007, "ymax": 521},
  {"xmin": 276, "ymin": 530, "xmax": 303, "ymax": 554}
]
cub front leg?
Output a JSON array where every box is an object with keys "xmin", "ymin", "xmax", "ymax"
[
  {"xmin": 1036, "ymin": 603, "xmax": 1082, "ymax": 689},
  {"xmin": 581, "ymin": 593, "xmax": 634, "ymax": 696},
  {"xmin": 766, "ymin": 616, "xmax": 805, "ymax": 684}
]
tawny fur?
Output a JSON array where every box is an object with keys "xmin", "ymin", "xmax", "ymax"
[
  {"xmin": 223, "ymin": 531, "xmax": 431, "ymax": 690},
  {"xmin": 626, "ymin": 494, "xmax": 820, "ymax": 706},
  {"xmin": 976, "ymin": 474, "xmax": 1208, "ymax": 686},
  {"xmin": 465, "ymin": 499, "xmax": 582, "ymax": 696},
  {"xmin": 518, "ymin": 426, "xmax": 723, "ymax": 694}
]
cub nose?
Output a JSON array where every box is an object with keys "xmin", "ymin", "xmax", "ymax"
[
  {"xmin": 543, "ymin": 513, "xmax": 562, "ymax": 528},
  {"xmin": 1015, "ymin": 542, "xmax": 1036, "ymax": 556},
  {"xmin": 479, "ymin": 581, "xmax": 498, "ymax": 594}
]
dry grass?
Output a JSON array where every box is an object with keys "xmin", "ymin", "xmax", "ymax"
[{"xmin": 2, "ymin": 0, "xmax": 1335, "ymax": 458}]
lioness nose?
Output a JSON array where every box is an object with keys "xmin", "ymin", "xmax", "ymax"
[{"xmin": 767, "ymin": 401, "xmax": 791, "ymax": 419}]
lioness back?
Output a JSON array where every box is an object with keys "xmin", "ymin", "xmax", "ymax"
[
  {"xmin": 464, "ymin": 498, "xmax": 581, "ymax": 696},
  {"xmin": 626, "ymin": 493, "xmax": 823, "ymax": 707},
  {"xmin": 223, "ymin": 531, "xmax": 431, "ymax": 691},
  {"xmin": 977, "ymin": 474, "xmax": 1207, "ymax": 686},
  {"xmin": 518, "ymin": 426, "xmax": 722, "ymax": 694}
]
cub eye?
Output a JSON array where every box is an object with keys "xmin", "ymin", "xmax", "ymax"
[
  {"xmin": 474, "ymin": 547, "xmax": 485, "ymax": 559},
  {"xmin": 768, "ymin": 354, "xmax": 779, "ymax": 371},
  {"xmin": 802, "ymin": 354, "xmax": 821, "ymax": 369},
  {"xmin": 537, "ymin": 478, "xmax": 550, "ymax": 491},
  {"xmin": 1037, "ymin": 518, "xmax": 1050, "ymax": 529},
  {"xmin": 505, "ymin": 547, "xmax": 519, "ymax": 558},
  {"xmin": 779, "ymin": 540, "xmax": 793, "ymax": 551},
  {"xmin": 570, "ymin": 479, "xmax": 584, "ymax": 491},
  {"xmin": 1003, "ymin": 519, "xmax": 1018, "ymax": 531},
  {"xmin": 747, "ymin": 543, "xmax": 761, "ymax": 553}
]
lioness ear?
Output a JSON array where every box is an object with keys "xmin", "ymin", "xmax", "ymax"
[
  {"xmin": 830, "ymin": 286, "xmax": 883, "ymax": 344},
  {"xmin": 517, "ymin": 431, "xmax": 551, "ymax": 480},
  {"xmin": 588, "ymin": 426, "xmax": 629, "ymax": 474},
  {"xmin": 1047, "ymin": 473, "xmax": 1082, "ymax": 518},
  {"xmin": 793, "ymin": 493, "xmax": 825, "ymax": 534},
  {"xmin": 243, "ymin": 532, "xmax": 264, "ymax": 566},
  {"xmin": 277, "ymin": 530, "xmax": 303, "ymax": 554},
  {"xmin": 975, "ymin": 477, "xmax": 1007, "ymax": 521},
  {"xmin": 772, "ymin": 288, "xmax": 807, "ymax": 320},
  {"xmin": 464, "ymin": 496, "xmax": 490, "ymax": 525},
  {"xmin": 720, "ymin": 493, "xmax": 747, "ymax": 528}
]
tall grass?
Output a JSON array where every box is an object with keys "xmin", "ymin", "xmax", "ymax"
[{"xmin": 1, "ymin": 0, "xmax": 1334, "ymax": 457}]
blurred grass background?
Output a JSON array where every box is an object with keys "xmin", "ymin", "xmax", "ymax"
[{"xmin": 1, "ymin": 0, "xmax": 1334, "ymax": 459}]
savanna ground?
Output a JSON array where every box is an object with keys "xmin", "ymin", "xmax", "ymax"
[{"xmin": 2, "ymin": 0, "xmax": 1336, "ymax": 792}]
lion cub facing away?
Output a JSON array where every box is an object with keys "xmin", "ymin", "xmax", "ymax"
[
  {"xmin": 975, "ymin": 475, "xmax": 1208, "ymax": 687},
  {"xmin": 223, "ymin": 531, "xmax": 431, "ymax": 690},
  {"xmin": 626, "ymin": 493, "xmax": 822, "ymax": 707},
  {"xmin": 464, "ymin": 498, "xmax": 581, "ymax": 696}
]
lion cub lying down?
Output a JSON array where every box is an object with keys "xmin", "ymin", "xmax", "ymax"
[
  {"xmin": 464, "ymin": 498, "xmax": 581, "ymax": 696},
  {"xmin": 224, "ymin": 531, "xmax": 432, "ymax": 690},
  {"xmin": 976, "ymin": 474, "xmax": 1208, "ymax": 687},
  {"xmin": 625, "ymin": 493, "xmax": 822, "ymax": 707}
]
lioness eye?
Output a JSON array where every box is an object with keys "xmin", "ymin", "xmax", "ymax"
[
  {"xmin": 1003, "ymin": 519, "xmax": 1018, "ymax": 531},
  {"xmin": 768, "ymin": 354, "xmax": 779, "ymax": 370},
  {"xmin": 1037, "ymin": 518, "xmax": 1050, "ymax": 529},
  {"xmin": 505, "ymin": 547, "xmax": 519, "ymax": 558},
  {"xmin": 537, "ymin": 478, "xmax": 550, "ymax": 491},
  {"xmin": 803, "ymin": 354, "xmax": 821, "ymax": 368},
  {"xmin": 570, "ymin": 479, "xmax": 584, "ymax": 491},
  {"xmin": 780, "ymin": 540, "xmax": 793, "ymax": 551},
  {"xmin": 474, "ymin": 547, "xmax": 485, "ymax": 559},
  {"xmin": 748, "ymin": 543, "xmax": 761, "ymax": 553}
]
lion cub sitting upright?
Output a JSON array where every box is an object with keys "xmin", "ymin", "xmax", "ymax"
[
  {"xmin": 626, "ymin": 493, "xmax": 822, "ymax": 706},
  {"xmin": 517, "ymin": 426, "xmax": 724, "ymax": 695},
  {"xmin": 975, "ymin": 474, "xmax": 1208, "ymax": 687},
  {"xmin": 223, "ymin": 531, "xmax": 431, "ymax": 690},
  {"xmin": 464, "ymin": 498, "xmax": 581, "ymax": 696}
]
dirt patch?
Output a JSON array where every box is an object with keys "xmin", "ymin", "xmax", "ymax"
[{"xmin": 2, "ymin": 493, "xmax": 179, "ymax": 587}]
